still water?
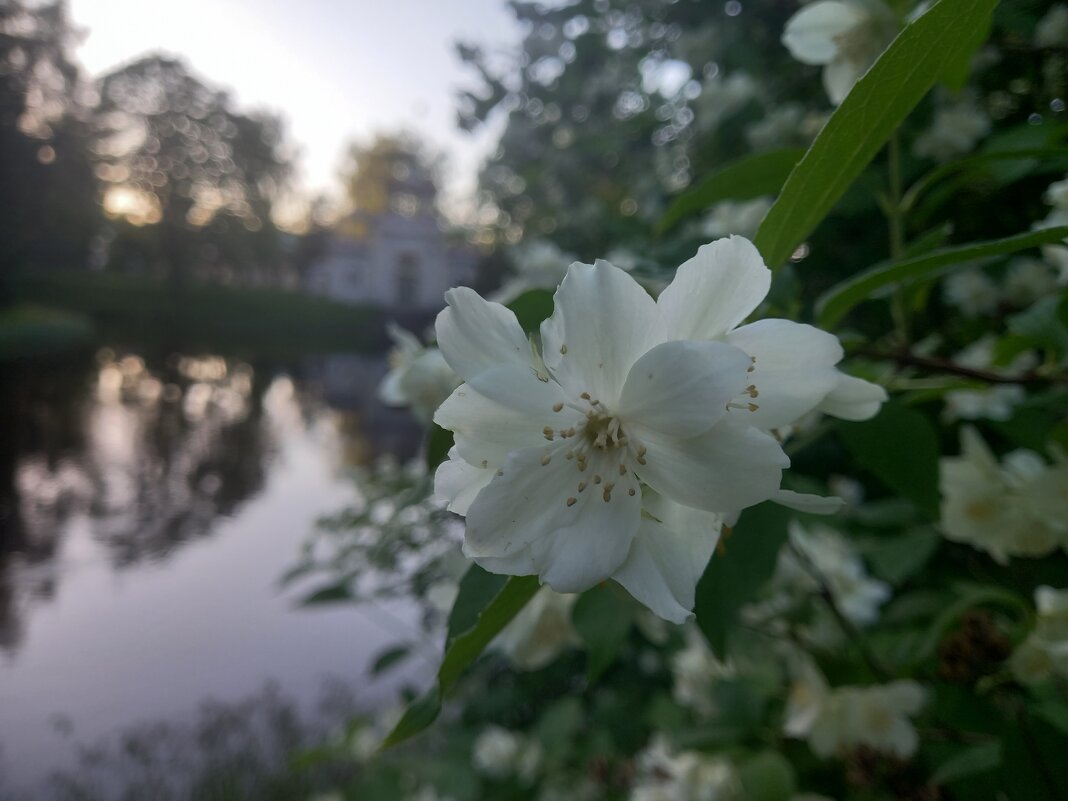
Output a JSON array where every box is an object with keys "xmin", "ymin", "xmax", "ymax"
[{"xmin": 0, "ymin": 348, "xmax": 432, "ymax": 794}]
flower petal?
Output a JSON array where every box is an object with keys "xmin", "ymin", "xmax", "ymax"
[
  {"xmin": 540, "ymin": 260, "xmax": 658, "ymax": 405},
  {"xmin": 464, "ymin": 445, "xmax": 641, "ymax": 592},
  {"xmin": 726, "ymin": 319, "xmax": 843, "ymax": 430},
  {"xmin": 612, "ymin": 492, "xmax": 723, "ymax": 623},
  {"xmin": 773, "ymin": 489, "xmax": 845, "ymax": 515},
  {"xmin": 435, "ymin": 380, "xmax": 583, "ymax": 466},
  {"xmin": 823, "ymin": 54, "xmax": 862, "ymax": 105},
  {"xmin": 656, "ymin": 237, "xmax": 771, "ymax": 342},
  {"xmin": 816, "ymin": 373, "xmax": 887, "ymax": 421},
  {"xmin": 435, "ymin": 448, "xmax": 494, "ymax": 515},
  {"xmin": 617, "ymin": 340, "xmax": 751, "ymax": 437},
  {"xmin": 782, "ymin": 1, "xmax": 866, "ymax": 65},
  {"xmin": 436, "ymin": 287, "xmax": 530, "ymax": 384},
  {"xmin": 632, "ymin": 420, "xmax": 788, "ymax": 515}
]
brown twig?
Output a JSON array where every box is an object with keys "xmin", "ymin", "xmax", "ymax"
[{"xmin": 856, "ymin": 348, "xmax": 1068, "ymax": 386}]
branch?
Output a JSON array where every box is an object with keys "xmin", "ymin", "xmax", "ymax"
[{"xmin": 857, "ymin": 348, "xmax": 1068, "ymax": 386}]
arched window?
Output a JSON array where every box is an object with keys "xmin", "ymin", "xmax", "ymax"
[{"xmin": 395, "ymin": 252, "xmax": 420, "ymax": 305}]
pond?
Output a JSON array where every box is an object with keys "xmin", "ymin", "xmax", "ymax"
[{"xmin": 0, "ymin": 346, "xmax": 435, "ymax": 796}]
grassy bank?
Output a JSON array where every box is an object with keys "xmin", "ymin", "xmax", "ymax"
[{"xmin": 4, "ymin": 271, "xmax": 384, "ymax": 358}]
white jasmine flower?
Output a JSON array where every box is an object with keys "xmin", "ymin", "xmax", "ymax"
[
  {"xmin": 1036, "ymin": 5, "xmax": 1068, "ymax": 47},
  {"xmin": 939, "ymin": 428, "xmax": 1066, "ymax": 562},
  {"xmin": 434, "ymin": 237, "xmax": 885, "ymax": 622},
  {"xmin": 784, "ymin": 659, "xmax": 926, "ymax": 758},
  {"xmin": 671, "ymin": 626, "xmax": 735, "ymax": 716},
  {"xmin": 943, "ymin": 269, "xmax": 1000, "ymax": 316},
  {"xmin": 472, "ymin": 726, "xmax": 543, "ymax": 782},
  {"xmin": 777, "ymin": 521, "xmax": 891, "ymax": 626},
  {"xmin": 703, "ymin": 197, "xmax": 774, "ymax": 240},
  {"xmin": 492, "ymin": 586, "xmax": 581, "ymax": 670},
  {"xmin": 631, "ymin": 735, "xmax": 743, "ymax": 801},
  {"xmin": 378, "ymin": 325, "xmax": 461, "ymax": 425},
  {"xmin": 782, "ymin": 0, "xmax": 900, "ymax": 105},
  {"xmin": 1046, "ymin": 176, "xmax": 1068, "ymax": 211},
  {"xmin": 1012, "ymin": 586, "xmax": 1068, "ymax": 684},
  {"xmin": 913, "ymin": 94, "xmax": 991, "ymax": 161},
  {"xmin": 492, "ymin": 240, "xmax": 579, "ymax": 304}
]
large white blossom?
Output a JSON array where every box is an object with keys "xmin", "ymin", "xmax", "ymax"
[
  {"xmin": 378, "ymin": 324, "xmax": 461, "ymax": 425},
  {"xmin": 783, "ymin": 658, "xmax": 925, "ymax": 758},
  {"xmin": 492, "ymin": 586, "xmax": 581, "ymax": 670},
  {"xmin": 782, "ymin": 0, "xmax": 899, "ymax": 105},
  {"xmin": 434, "ymin": 237, "xmax": 886, "ymax": 622},
  {"xmin": 939, "ymin": 427, "xmax": 1068, "ymax": 563},
  {"xmin": 1011, "ymin": 586, "xmax": 1068, "ymax": 684}
]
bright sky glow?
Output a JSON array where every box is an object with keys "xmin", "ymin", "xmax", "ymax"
[{"xmin": 69, "ymin": 0, "xmax": 520, "ymax": 221}]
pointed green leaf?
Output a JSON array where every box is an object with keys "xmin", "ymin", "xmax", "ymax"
[
  {"xmin": 816, "ymin": 227, "xmax": 1068, "ymax": 328},
  {"xmin": 754, "ymin": 0, "xmax": 999, "ymax": 269},
  {"xmin": 932, "ymin": 741, "xmax": 1002, "ymax": 785},
  {"xmin": 572, "ymin": 583, "xmax": 635, "ymax": 682},
  {"xmin": 658, "ymin": 149, "xmax": 803, "ymax": 234}
]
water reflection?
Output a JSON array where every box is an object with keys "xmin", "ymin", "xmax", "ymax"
[{"xmin": 0, "ymin": 347, "xmax": 424, "ymax": 657}]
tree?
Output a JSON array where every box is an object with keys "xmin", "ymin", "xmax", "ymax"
[
  {"xmin": 339, "ymin": 133, "xmax": 442, "ymax": 218},
  {"xmin": 92, "ymin": 55, "xmax": 292, "ymax": 283}
]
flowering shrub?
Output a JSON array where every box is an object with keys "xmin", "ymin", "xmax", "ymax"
[{"xmin": 294, "ymin": 1, "xmax": 1068, "ymax": 799}]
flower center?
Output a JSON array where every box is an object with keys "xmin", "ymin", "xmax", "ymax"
[{"xmin": 583, "ymin": 411, "xmax": 626, "ymax": 450}]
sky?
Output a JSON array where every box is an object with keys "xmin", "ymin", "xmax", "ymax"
[{"xmin": 68, "ymin": 0, "xmax": 523, "ymax": 220}]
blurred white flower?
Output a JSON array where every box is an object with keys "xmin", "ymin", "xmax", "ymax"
[
  {"xmin": 630, "ymin": 735, "xmax": 743, "ymax": 801},
  {"xmin": 1036, "ymin": 4, "xmax": 1068, "ymax": 47},
  {"xmin": 702, "ymin": 197, "xmax": 774, "ymax": 240},
  {"xmin": 407, "ymin": 787, "xmax": 456, "ymax": 801},
  {"xmin": 492, "ymin": 240, "xmax": 579, "ymax": 304},
  {"xmin": 942, "ymin": 336, "xmax": 1036, "ymax": 422},
  {"xmin": 784, "ymin": 658, "xmax": 925, "ymax": 758},
  {"xmin": 472, "ymin": 725, "xmax": 543, "ymax": 783},
  {"xmin": 943, "ymin": 269, "xmax": 1000, "ymax": 317},
  {"xmin": 939, "ymin": 427, "xmax": 1067, "ymax": 563},
  {"xmin": 913, "ymin": 94, "xmax": 991, "ymax": 161},
  {"xmin": 745, "ymin": 104, "xmax": 828, "ymax": 151},
  {"xmin": 782, "ymin": 0, "xmax": 899, "ymax": 105},
  {"xmin": 378, "ymin": 324, "xmax": 461, "ymax": 425},
  {"xmin": 1003, "ymin": 258, "xmax": 1059, "ymax": 307},
  {"xmin": 434, "ymin": 237, "xmax": 885, "ymax": 622},
  {"xmin": 1034, "ymin": 174, "xmax": 1068, "ymax": 283},
  {"xmin": 492, "ymin": 586, "xmax": 581, "ymax": 670},
  {"xmin": 671, "ymin": 626, "xmax": 735, "ymax": 716},
  {"xmin": 1011, "ymin": 586, "xmax": 1068, "ymax": 684},
  {"xmin": 778, "ymin": 521, "xmax": 891, "ymax": 626}
]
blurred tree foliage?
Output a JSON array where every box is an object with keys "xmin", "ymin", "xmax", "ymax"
[
  {"xmin": 0, "ymin": 0, "xmax": 98, "ymax": 281},
  {"xmin": 92, "ymin": 55, "xmax": 292, "ymax": 283},
  {"xmin": 340, "ymin": 132, "xmax": 443, "ymax": 218}
]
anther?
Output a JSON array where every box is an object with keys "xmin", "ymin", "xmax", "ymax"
[
  {"xmin": 552, "ymin": 402, "xmax": 564, "ymax": 412},
  {"xmin": 627, "ymin": 488, "xmax": 636, "ymax": 496},
  {"xmin": 580, "ymin": 392, "xmax": 591, "ymax": 400},
  {"xmin": 618, "ymin": 463, "xmax": 627, "ymax": 476},
  {"xmin": 560, "ymin": 344, "xmax": 568, "ymax": 354},
  {"xmin": 540, "ymin": 454, "xmax": 551, "ymax": 466},
  {"xmin": 566, "ymin": 497, "xmax": 577, "ymax": 507},
  {"xmin": 636, "ymin": 445, "xmax": 647, "ymax": 465},
  {"xmin": 746, "ymin": 385, "xmax": 759, "ymax": 398},
  {"xmin": 543, "ymin": 426, "xmax": 555, "ymax": 440},
  {"xmin": 496, "ymin": 470, "xmax": 504, "ymax": 477},
  {"xmin": 578, "ymin": 481, "xmax": 587, "ymax": 492},
  {"xmin": 748, "ymin": 402, "xmax": 759, "ymax": 412},
  {"xmin": 602, "ymin": 484, "xmax": 614, "ymax": 502},
  {"xmin": 593, "ymin": 474, "xmax": 602, "ymax": 484},
  {"xmin": 563, "ymin": 427, "xmax": 576, "ymax": 438},
  {"xmin": 480, "ymin": 459, "xmax": 488, "ymax": 468}
]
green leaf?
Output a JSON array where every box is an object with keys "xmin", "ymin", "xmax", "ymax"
[
  {"xmin": 937, "ymin": 10, "xmax": 992, "ymax": 90},
  {"xmin": 932, "ymin": 741, "xmax": 1002, "ymax": 785},
  {"xmin": 860, "ymin": 526, "xmax": 940, "ymax": 584},
  {"xmin": 299, "ymin": 583, "xmax": 353, "ymax": 605},
  {"xmin": 1033, "ymin": 700, "xmax": 1068, "ymax": 735},
  {"xmin": 572, "ymin": 583, "xmax": 635, "ymax": 682},
  {"xmin": 658, "ymin": 149, "xmax": 803, "ymax": 234},
  {"xmin": 816, "ymin": 227, "xmax": 1068, "ymax": 328},
  {"xmin": 1008, "ymin": 293, "xmax": 1068, "ymax": 359},
  {"xmin": 837, "ymin": 401, "xmax": 940, "ymax": 519},
  {"xmin": 694, "ymin": 502, "xmax": 791, "ymax": 659},
  {"xmin": 381, "ymin": 575, "xmax": 540, "ymax": 748},
  {"xmin": 425, "ymin": 425, "xmax": 454, "ymax": 470},
  {"xmin": 738, "ymin": 751, "xmax": 796, "ymax": 801},
  {"xmin": 506, "ymin": 289, "xmax": 555, "ymax": 332},
  {"xmin": 753, "ymin": 0, "xmax": 1000, "ymax": 269},
  {"xmin": 438, "ymin": 575, "xmax": 540, "ymax": 689},
  {"xmin": 445, "ymin": 564, "xmax": 508, "ymax": 645},
  {"xmin": 370, "ymin": 645, "xmax": 412, "ymax": 676}
]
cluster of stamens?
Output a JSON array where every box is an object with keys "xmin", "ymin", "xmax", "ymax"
[
  {"xmin": 540, "ymin": 390, "xmax": 645, "ymax": 507},
  {"xmin": 726, "ymin": 359, "xmax": 760, "ymax": 413}
]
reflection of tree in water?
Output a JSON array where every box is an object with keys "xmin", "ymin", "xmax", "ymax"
[{"xmin": 0, "ymin": 350, "xmax": 277, "ymax": 652}]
